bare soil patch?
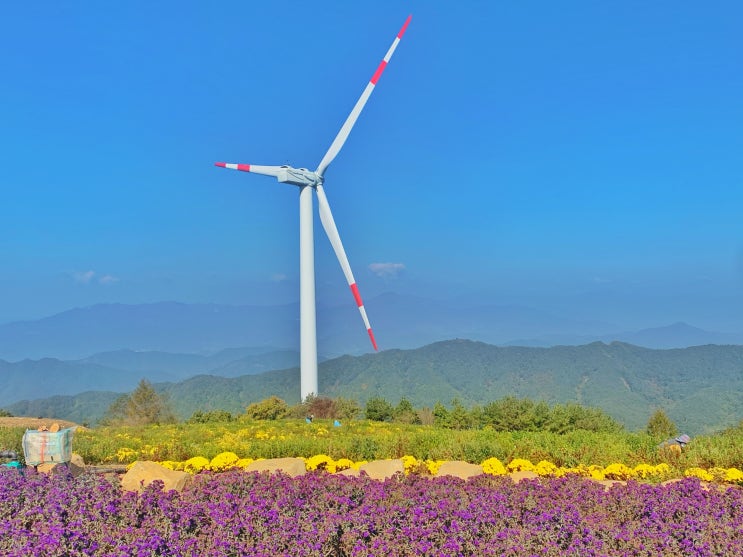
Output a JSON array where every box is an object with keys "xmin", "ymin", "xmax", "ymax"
[{"xmin": 0, "ymin": 417, "xmax": 83, "ymax": 430}]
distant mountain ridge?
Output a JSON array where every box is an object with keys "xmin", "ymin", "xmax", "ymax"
[
  {"xmin": 1, "ymin": 298, "xmax": 741, "ymax": 362},
  {"xmin": 508, "ymin": 322, "xmax": 743, "ymax": 349},
  {"xmin": 0, "ymin": 347, "xmax": 301, "ymax": 407},
  {"xmin": 7, "ymin": 340, "xmax": 743, "ymax": 436},
  {"xmin": 0, "ymin": 302, "xmax": 299, "ymax": 361}
]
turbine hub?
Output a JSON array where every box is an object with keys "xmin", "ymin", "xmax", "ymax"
[{"xmin": 277, "ymin": 166, "xmax": 323, "ymax": 187}]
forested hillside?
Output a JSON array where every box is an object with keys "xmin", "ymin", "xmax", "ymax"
[{"xmin": 7, "ymin": 340, "xmax": 743, "ymax": 434}]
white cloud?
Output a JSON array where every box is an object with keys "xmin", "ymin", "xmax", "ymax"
[
  {"xmin": 369, "ymin": 262, "xmax": 405, "ymax": 278},
  {"xmin": 71, "ymin": 270, "xmax": 119, "ymax": 285},
  {"xmin": 72, "ymin": 270, "xmax": 95, "ymax": 284}
]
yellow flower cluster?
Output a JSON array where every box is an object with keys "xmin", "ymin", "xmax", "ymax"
[
  {"xmin": 684, "ymin": 467, "xmax": 714, "ymax": 481},
  {"xmin": 534, "ymin": 460, "xmax": 558, "ymax": 476},
  {"xmin": 305, "ymin": 454, "xmax": 337, "ymax": 472},
  {"xmin": 334, "ymin": 458, "xmax": 360, "ymax": 472},
  {"xmin": 478, "ymin": 460, "xmax": 675, "ymax": 482},
  {"xmin": 149, "ymin": 452, "xmax": 743, "ymax": 485},
  {"xmin": 507, "ymin": 458, "xmax": 534, "ymax": 472},
  {"xmin": 481, "ymin": 457, "xmax": 507, "ymax": 476},
  {"xmin": 634, "ymin": 463, "xmax": 671, "ymax": 480},
  {"xmin": 685, "ymin": 466, "xmax": 743, "ymax": 484},
  {"xmin": 400, "ymin": 455, "xmax": 445, "ymax": 475},
  {"xmin": 116, "ymin": 447, "xmax": 138, "ymax": 462},
  {"xmin": 158, "ymin": 453, "xmax": 259, "ymax": 473},
  {"xmin": 114, "ymin": 445, "xmax": 158, "ymax": 463}
]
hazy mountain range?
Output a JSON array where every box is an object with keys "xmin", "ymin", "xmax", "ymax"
[
  {"xmin": 0, "ymin": 347, "xmax": 302, "ymax": 407},
  {"xmin": 1, "ymin": 296, "xmax": 741, "ymax": 362},
  {"xmin": 5, "ymin": 340, "xmax": 743, "ymax": 436},
  {"xmin": 2, "ymin": 299, "xmax": 743, "ymax": 435}
]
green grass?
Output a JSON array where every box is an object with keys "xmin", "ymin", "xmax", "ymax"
[{"xmin": 3, "ymin": 418, "xmax": 741, "ymax": 474}]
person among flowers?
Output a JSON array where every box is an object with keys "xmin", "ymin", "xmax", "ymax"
[{"xmin": 658, "ymin": 433, "xmax": 691, "ymax": 454}]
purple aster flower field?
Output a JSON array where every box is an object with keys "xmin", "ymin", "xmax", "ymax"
[{"xmin": 1, "ymin": 468, "xmax": 742, "ymax": 556}]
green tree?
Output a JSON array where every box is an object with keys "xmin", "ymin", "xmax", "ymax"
[
  {"xmin": 0, "ymin": 408, "xmax": 13, "ymax": 417},
  {"xmin": 365, "ymin": 396, "xmax": 394, "ymax": 422},
  {"xmin": 334, "ymin": 397, "xmax": 361, "ymax": 421},
  {"xmin": 432, "ymin": 401, "xmax": 451, "ymax": 428},
  {"xmin": 448, "ymin": 398, "xmax": 473, "ymax": 430},
  {"xmin": 102, "ymin": 379, "xmax": 176, "ymax": 426},
  {"xmin": 246, "ymin": 396, "xmax": 289, "ymax": 420},
  {"xmin": 646, "ymin": 409, "xmax": 678, "ymax": 438},
  {"xmin": 417, "ymin": 407, "xmax": 435, "ymax": 426},
  {"xmin": 482, "ymin": 396, "xmax": 537, "ymax": 431},
  {"xmin": 546, "ymin": 402, "xmax": 622, "ymax": 434},
  {"xmin": 393, "ymin": 397, "xmax": 419, "ymax": 424},
  {"xmin": 101, "ymin": 394, "xmax": 130, "ymax": 426}
]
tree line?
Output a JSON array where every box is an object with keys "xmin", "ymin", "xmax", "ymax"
[{"xmin": 100, "ymin": 380, "xmax": 682, "ymax": 437}]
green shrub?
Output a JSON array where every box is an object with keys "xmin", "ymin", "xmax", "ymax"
[
  {"xmin": 245, "ymin": 396, "xmax": 289, "ymax": 420},
  {"xmin": 365, "ymin": 397, "xmax": 394, "ymax": 422},
  {"xmin": 188, "ymin": 410, "xmax": 234, "ymax": 423}
]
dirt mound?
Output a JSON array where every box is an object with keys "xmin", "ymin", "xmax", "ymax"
[{"xmin": 0, "ymin": 417, "xmax": 83, "ymax": 430}]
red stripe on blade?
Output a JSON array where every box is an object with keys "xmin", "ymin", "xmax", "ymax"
[
  {"xmin": 398, "ymin": 15, "xmax": 412, "ymax": 39},
  {"xmin": 350, "ymin": 283, "xmax": 363, "ymax": 307},
  {"xmin": 215, "ymin": 162, "xmax": 227, "ymax": 167},
  {"xmin": 237, "ymin": 164, "xmax": 251, "ymax": 172},
  {"xmin": 368, "ymin": 329, "xmax": 378, "ymax": 351},
  {"xmin": 370, "ymin": 60, "xmax": 387, "ymax": 85}
]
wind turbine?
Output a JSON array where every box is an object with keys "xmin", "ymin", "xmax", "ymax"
[{"xmin": 215, "ymin": 16, "xmax": 411, "ymax": 401}]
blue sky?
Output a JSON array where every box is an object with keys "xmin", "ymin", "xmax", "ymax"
[{"xmin": 1, "ymin": 1, "xmax": 741, "ymax": 332}]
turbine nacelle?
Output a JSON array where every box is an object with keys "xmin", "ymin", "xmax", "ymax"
[
  {"xmin": 277, "ymin": 166, "xmax": 322, "ymax": 187},
  {"xmin": 214, "ymin": 162, "xmax": 322, "ymax": 187}
]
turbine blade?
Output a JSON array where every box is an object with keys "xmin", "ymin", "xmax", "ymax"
[
  {"xmin": 214, "ymin": 162, "xmax": 284, "ymax": 178},
  {"xmin": 315, "ymin": 15, "xmax": 411, "ymax": 177},
  {"xmin": 316, "ymin": 184, "xmax": 378, "ymax": 351}
]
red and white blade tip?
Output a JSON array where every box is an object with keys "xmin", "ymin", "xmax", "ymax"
[
  {"xmin": 349, "ymin": 283, "xmax": 377, "ymax": 351},
  {"xmin": 398, "ymin": 15, "xmax": 412, "ymax": 38},
  {"xmin": 215, "ymin": 162, "xmax": 251, "ymax": 172},
  {"xmin": 368, "ymin": 329, "xmax": 378, "ymax": 351},
  {"xmin": 370, "ymin": 15, "xmax": 412, "ymax": 86}
]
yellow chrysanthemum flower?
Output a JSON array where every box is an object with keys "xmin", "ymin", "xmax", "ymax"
[
  {"xmin": 158, "ymin": 460, "xmax": 182, "ymax": 471},
  {"xmin": 236, "ymin": 458, "xmax": 255, "ymax": 469},
  {"xmin": 401, "ymin": 455, "xmax": 420, "ymax": 475},
  {"xmin": 654, "ymin": 463, "xmax": 671, "ymax": 477},
  {"xmin": 684, "ymin": 467, "xmax": 714, "ymax": 482},
  {"xmin": 633, "ymin": 463, "xmax": 655, "ymax": 479},
  {"xmin": 115, "ymin": 447, "xmax": 138, "ymax": 463},
  {"xmin": 183, "ymin": 456, "xmax": 210, "ymax": 474},
  {"xmin": 507, "ymin": 458, "xmax": 535, "ymax": 472},
  {"xmin": 305, "ymin": 454, "xmax": 336, "ymax": 473},
  {"xmin": 707, "ymin": 467, "xmax": 729, "ymax": 482},
  {"xmin": 209, "ymin": 451, "xmax": 240, "ymax": 472},
  {"xmin": 534, "ymin": 460, "xmax": 558, "ymax": 476},
  {"xmin": 334, "ymin": 458, "xmax": 355, "ymax": 471},
  {"xmin": 553, "ymin": 467, "xmax": 570, "ymax": 478},
  {"xmin": 425, "ymin": 459, "xmax": 445, "ymax": 475},
  {"xmin": 481, "ymin": 457, "xmax": 507, "ymax": 476},
  {"xmin": 603, "ymin": 463, "xmax": 634, "ymax": 480},
  {"xmin": 589, "ymin": 468, "xmax": 605, "ymax": 480}
]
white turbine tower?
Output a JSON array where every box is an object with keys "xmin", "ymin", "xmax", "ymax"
[{"xmin": 215, "ymin": 16, "xmax": 411, "ymax": 401}]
